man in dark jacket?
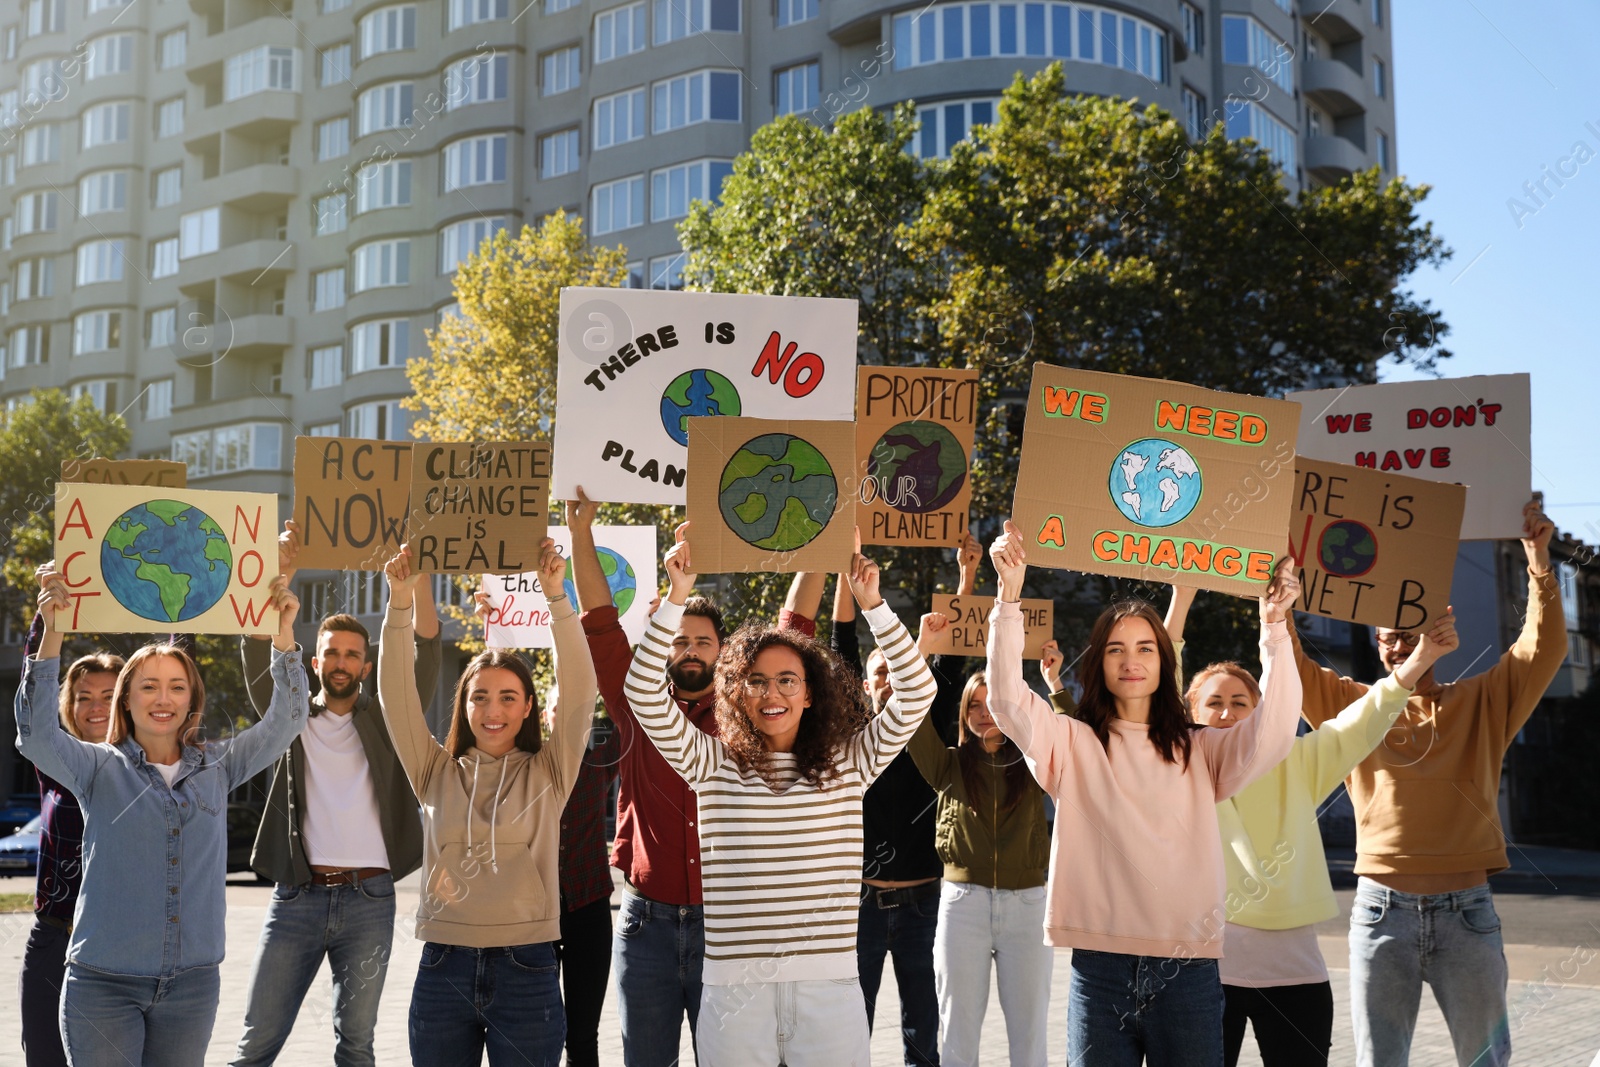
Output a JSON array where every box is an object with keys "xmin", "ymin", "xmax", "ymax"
[{"xmin": 230, "ymin": 521, "xmax": 440, "ymax": 1067}]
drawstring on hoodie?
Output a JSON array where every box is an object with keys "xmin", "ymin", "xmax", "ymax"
[{"xmin": 466, "ymin": 755, "xmax": 508, "ymax": 874}]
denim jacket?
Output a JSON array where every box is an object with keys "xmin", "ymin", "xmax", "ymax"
[{"xmin": 14, "ymin": 649, "xmax": 309, "ymax": 977}]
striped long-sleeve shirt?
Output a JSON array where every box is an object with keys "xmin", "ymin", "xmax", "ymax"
[{"xmin": 625, "ymin": 599, "xmax": 936, "ymax": 985}]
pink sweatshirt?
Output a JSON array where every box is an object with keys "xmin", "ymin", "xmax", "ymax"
[{"xmin": 985, "ymin": 601, "xmax": 1301, "ymax": 960}]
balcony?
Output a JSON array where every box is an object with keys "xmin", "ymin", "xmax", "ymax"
[
  {"xmin": 828, "ymin": 0, "xmax": 890, "ymax": 43},
  {"xmin": 1304, "ymin": 133, "xmax": 1368, "ymax": 183},
  {"xmin": 195, "ymin": 164, "xmax": 301, "ymax": 213},
  {"xmin": 1302, "ymin": 58, "xmax": 1368, "ymax": 117},
  {"xmin": 220, "ymin": 239, "xmax": 296, "ymax": 285},
  {"xmin": 1302, "ymin": 0, "xmax": 1365, "ymax": 43},
  {"xmin": 184, "ymin": 91, "xmax": 300, "ymax": 148},
  {"xmin": 187, "ymin": 17, "xmax": 300, "ymax": 82}
]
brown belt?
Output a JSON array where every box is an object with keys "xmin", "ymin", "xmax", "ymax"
[{"xmin": 310, "ymin": 867, "xmax": 388, "ymax": 886}]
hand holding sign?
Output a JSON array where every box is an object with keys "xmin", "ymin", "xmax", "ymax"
[
  {"xmin": 1395, "ymin": 607, "xmax": 1459, "ymax": 689},
  {"xmin": 665, "ymin": 522, "xmax": 696, "ymax": 606},
  {"xmin": 1259, "ymin": 560, "xmax": 1300, "ymax": 626},
  {"xmin": 991, "ymin": 520, "xmax": 1028, "ymax": 603}
]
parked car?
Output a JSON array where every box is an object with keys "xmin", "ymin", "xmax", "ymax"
[
  {"xmin": 227, "ymin": 802, "xmax": 266, "ymax": 878},
  {"xmin": 0, "ymin": 815, "xmax": 43, "ymax": 876},
  {"xmin": 0, "ymin": 794, "xmax": 41, "ymax": 838}
]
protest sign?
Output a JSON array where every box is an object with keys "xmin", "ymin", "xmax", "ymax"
[
  {"xmin": 1288, "ymin": 458, "xmax": 1465, "ymax": 630},
  {"xmin": 293, "ymin": 437, "xmax": 413, "ymax": 570},
  {"xmin": 483, "ymin": 525, "xmax": 658, "ymax": 649},
  {"xmin": 856, "ymin": 366, "xmax": 978, "ymax": 547},
  {"xmin": 927, "ymin": 595, "xmax": 1054, "ymax": 659},
  {"xmin": 686, "ymin": 416, "xmax": 857, "ymax": 573},
  {"xmin": 553, "ymin": 287, "xmax": 858, "ymax": 506},
  {"xmin": 1011, "ymin": 365, "xmax": 1301, "ymax": 596},
  {"xmin": 53, "ymin": 483, "xmax": 278, "ymax": 634},
  {"xmin": 61, "ymin": 458, "xmax": 187, "ymax": 487},
  {"xmin": 1285, "ymin": 373, "xmax": 1530, "ymax": 539},
  {"xmin": 408, "ymin": 443, "xmax": 551, "ymax": 575}
]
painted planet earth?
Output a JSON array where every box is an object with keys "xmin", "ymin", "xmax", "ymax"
[
  {"xmin": 100, "ymin": 500, "xmax": 233, "ymax": 623},
  {"xmin": 867, "ymin": 420, "xmax": 968, "ymax": 514},
  {"xmin": 1318, "ymin": 520, "xmax": 1378, "ymax": 577},
  {"xmin": 1107, "ymin": 438, "xmax": 1204, "ymax": 528},
  {"xmin": 718, "ymin": 433, "xmax": 838, "ymax": 552},
  {"xmin": 660, "ymin": 368, "xmax": 742, "ymax": 446},
  {"xmin": 562, "ymin": 546, "xmax": 638, "ymax": 613}
]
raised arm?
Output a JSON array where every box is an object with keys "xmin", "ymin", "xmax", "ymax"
[
  {"xmin": 538, "ymin": 541, "xmax": 598, "ymax": 795},
  {"xmin": 621, "ymin": 522, "xmax": 725, "ymax": 785},
  {"xmin": 846, "ymin": 538, "xmax": 936, "ymax": 781},
  {"xmin": 778, "ymin": 572, "xmax": 826, "ymax": 638},
  {"xmin": 221, "ymin": 577, "xmax": 311, "ymax": 787},
  {"xmin": 829, "ymin": 573, "xmax": 861, "ymax": 677},
  {"xmin": 379, "ymin": 546, "xmax": 450, "ymax": 797},
  {"xmin": 241, "ymin": 519, "xmax": 302, "ymax": 715},
  {"xmin": 13, "ymin": 576, "xmax": 104, "ymax": 795},
  {"xmin": 1481, "ymin": 501, "xmax": 1566, "ymax": 741}
]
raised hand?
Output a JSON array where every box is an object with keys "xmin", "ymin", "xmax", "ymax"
[
  {"xmin": 567, "ymin": 486, "xmax": 600, "ymax": 532},
  {"xmin": 1259, "ymin": 560, "xmax": 1299, "ymax": 626},
  {"xmin": 1039, "ymin": 639, "xmax": 1065, "ymax": 693},
  {"xmin": 990, "ymin": 519, "xmax": 1027, "ymax": 602},
  {"xmin": 384, "ymin": 545, "xmax": 423, "ymax": 598},
  {"xmin": 845, "ymin": 527, "xmax": 883, "ymax": 611},
  {"xmin": 664, "ymin": 521, "xmax": 696, "ymax": 605},
  {"xmin": 957, "ymin": 532, "xmax": 983, "ymax": 594},
  {"xmin": 277, "ymin": 519, "xmax": 302, "ymax": 581},
  {"xmin": 37, "ymin": 570, "xmax": 69, "ymax": 635},
  {"xmin": 1521, "ymin": 497, "xmax": 1554, "ymax": 570},
  {"xmin": 270, "ymin": 575, "xmax": 300, "ymax": 652},
  {"xmin": 472, "ymin": 588, "xmax": 494, "ymax": 621},
  {"xmin": 917, "ymin": 612, "xmax": 951, "ymax": 658},
  {"xmin": 535, "ymin": 538, "xmax": 566, "ymax": 600}
]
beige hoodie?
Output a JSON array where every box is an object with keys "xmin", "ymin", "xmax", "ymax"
[{"xmin": 378, "ymin": 597, "xmax": 596, "ymax": 948}]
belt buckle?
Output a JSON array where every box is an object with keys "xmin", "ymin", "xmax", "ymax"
[{"xmin": 875, "ymin": 889, "xmax": 903, "ymax": 909}]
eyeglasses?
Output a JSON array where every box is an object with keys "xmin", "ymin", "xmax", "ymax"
[
  {"xmin": 1375, "ymin": 632, "xmax": 1420, "ymax": 650},
  {"xmin": 742, "ymin": 674, "xmax": 806, "ymax": 697}
]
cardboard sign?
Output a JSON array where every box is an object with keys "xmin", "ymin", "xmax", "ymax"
[
  {"xmin": 1285, "ymin": 373, "xmax": 1530, "ymax": 540},
  {"xmin": 61, "ymin": 458, "xmax": 187, "ymax": 487},
  {"xmin": 553, "ymin": 287, "xmax": 859, "ymax": 506},
  {"xmin": 293, "ymin": 437, "xmax": 414, "ymax": 571},
  {"xmin": 855, "ymin": 366, "xmax": 978, "ymax": 547},
  {"xmin": 928, "ymin": 595, "xmax": 1054, "ymax": 659},
  {"xmin": 686, "ymin": 416, "xmax": 857, "ymax": 573},
  {"xmin": 483, "ymin": 525, "xmax": 659, "ymax": 649},
  {"xmin": 408, "ymin": 443, "xmax": 551, "ymax": 575},
  {"xmin": 1288, "ymin": 458, "xmax": 1465, "ymax": 630},
  {"xmin": 53, "ymin": 484, "xmax": 278, "ymax": 634},
  {"xmin": 1011, "ymin": 365, "xmax": 1302, "ymax": 596}
]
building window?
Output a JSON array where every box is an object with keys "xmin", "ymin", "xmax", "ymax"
[
  {"xmin": 79, "ymin": 170, "xmax": 127, "ymax": 214},
  {"xmin": 309, "ymin": 343, "xmax": 344, "ymax": 388},
  {"xmin": 323, "ymin": 0, "xmax": 352, "ymax": 12},
  {"xmin": 913, "ymin": 97, "xmax": 997, "ymax": 158},
  {"xmin": 651, "ymin": 159, "xmax": 732, "ymax": 222},
  {"xmin": 143, "ymin": 378, "xmax": 173, "ymax": 420},
  {"xmin": 1221, "ymin": 15, "xmax": 1292, "ymax": 94},
  {"xmin": 2, "ymin": 26, "xmax": 13, "ymax": 60},
  {"xmin": 73, "ymin": 310, "xmax": 121, "ymax": 354},
  {"xmin": 85, "ymin": 33, "xmax": 134, "ymax": 79},
  {"xmin": 652, "ymin": 69, "xmax": 741, "ymax": 133},
  {"xmin": 8, "ymin": 325, "xmax": 49, "ymax": 365},
  {"xmin": 321, "ymin": 43, "xmax": 352, "ymax": 86},
  {"xmin": 1182, "ymin": 86, "xmax": 1207, "ymax": 139},
  {"xmin": 82, "ymin": 102, "xmax": 132, "ymax": 149},
  {"xmin": 76, "ymin": 239, "xmax": 126, "ymax": 286},
  {"xmin": 25, "ymin": 0, "xmax": 66, "ymax": 36},
  {"xmin": 355, "ymin": 159, "xmax": 412, "ymax": 212},
  {"xmin": 313, "ymin": 266, "xmax": 347, "ymax": 310},
  {"xmin": 893, "ymin": 2, "xmax": 1167, "ymax": 81},
  {"xmin": 358, "ymin": 82, "xmax": 414, "ymax": 136},
  {"xmin": 145, "ymin": 236, "xmax": 174, "ymax": 276},
  {"xmin": 87, "ymin": 0, "xmax": 134, "ymax": 12},
  {"xmin": 70, "ymin": 380, "xmax": 118, "ymax": 413},
  {"xmin": 350, "ymin": 318, "xmax": 411, "ymax": 370},
  {"xmin": 346, "ymin": 400, "xmax": 407, "ymax": 440},
  {"xmin": 148, "ymin": 307, "xmax": 177, "ymax": 346},
  {"xmin": 21, "ymin": 124, "xmax": 60, "ymax": 166},
  {"xmin": 1370, "ymin": 0, "xmax": 1382, "ymax": 26},
  {"xmin": 225, "ymin": 46, "xmax": 300, "ymax": 100},
  {"xmin": 16, "ymin": 190, "xmax": 59, "ymax": 234},
  {"xmin": 1376, "ymin": 130, "xmax": 1390, "ymax": 171},
  {"xmin": 541, "ymin": 46, "xmax": 580, "ymax": 95},
  {"xmin": 179, "ymin": 208, "xmax": 220, "ymax": 259},
  {"xmin": 156, "ymin": 97, "xmax": 184, "ymax": 139},
  {"xmin": 179, "ymin": 424, "xmax": 283, "ymax": 475},
  {"xmin": 352, "ymin": 239, "xmax": 411, "ymax": 291},
  {"xmin": 317, "ymin": 118, "xmax": 350, "ymax": 160},
  {"xmin": 595, "ymin": 2, "xmax": 646, "ymax": 62},
  {"xmin": 308, "ymin": 421, "xmax": 342, "ymax": 437},
  {"xmin": 158, "ymin": 28, "xmax": 187, "ymax": 68},
  {"xmin": 776, "ymin": 0, "xmax": 817, "ymax": 27},
  {"xmin": 653, "ymin": 0, "xmax": 739, "ymax": 43},
  {"xmin": 591, "ymin": 175, "xmax": 645, "ymax": 235},
  {"xmin": 1224, "ymin": 100, "xmax": 1296, "ymax": 171},
  {"xmin": 449, "ymin": 0, "xmax": 508, "ymax": 29},
  {"xmin": 446, "ymin": 52, "xmax": 510, "ymax": 108},
  {"xmin": 1, "ymin": 219, "xmax": 10, "ymax": 250},
  {"xmin": 359, "ymin": 5, "xmax": 416, "ymax": 58},
  {"xmin": 1373, "ymin": 56, "xmax": 1386, "ymax": 99},
  {"xmin": 546, "ymin": 0, "xmax": 579, "ymax": 11},
  {"xmin": 593, "ymin": 87, "xmax": 646, "ymax": 149},
  {"xmin": 153, "ymin": 166, "xmax": 182, "ymax": 207},
  {"xmin": 1181, "ymin": 2, "xmax": 1202, "ymax": 54},
  {"xmin": 540, "ymin": 128, "xmax": 581, "ymax": 178},
  {"xmin": 1, "ymin": 153, "xmax": 12, "ymax": 186},
  {"xmin": 624, "ymin": 261, "xmax": 644, "ymax": 287},
  {"xmin": 774, "ymin": 61, "xmax": 818, "ymax": 117},
  {"xmin": 314, "ymin": 192, "xmax": 348, "ymax": 234},
  {"xmin": 439, "ymin": 217, "xmax": 506, "ymax": 273},
  {"xmin": 15, "ymin": 256, "xmax": 55, "ymax": 299},
  {"xmin": 442, "ymin": 134, "xmax": 508, "ymax": 190},
  {"xmin": 649, "ymin": 250, "xmax": 686, "ymax": 290}
]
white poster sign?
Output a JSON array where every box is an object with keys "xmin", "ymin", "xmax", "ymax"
[
  {"xmin": 482, "ymin": 525, "xmax": 658, "ymax": 649},
  {"xmin": 1286, "ymin": 373, "xmax": 1531, "ymax": 540},
  {"xmin": 553, "ymin": 287, "xmax": 859, "ymax": 505}
]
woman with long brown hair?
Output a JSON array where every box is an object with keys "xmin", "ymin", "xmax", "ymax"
[
  {"xmin": 377, "ymin": 540, "xmax": 597, "ymax": 1067},
  {"xmin": 985, "ymin": 520, "xmax": 1304, "ymax": 1067}
]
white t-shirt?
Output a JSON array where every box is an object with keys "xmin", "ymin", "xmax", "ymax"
[
  {"xmin": 1219, "ymin": 922, "xmax": 1330, "ymax": 987},
  {"xmin": 153, "ymin": 761, "xmax": 182, "ymax": 788},
  {"xmin": 300, "ymin": 708, "xmax": 390, "ymax": 870}
]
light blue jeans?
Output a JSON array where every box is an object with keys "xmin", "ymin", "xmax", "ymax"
[
  {"xmin": 61, "ymin": 961, "xmax": 221, "ymax": 1067},
  {"xmin": 933, "ymin": 882, "xmax": 1053, "ymax": 1067},
  {"xmin": 1348, "ymin": 877, "xmax": 1510, "ymax": 1067}
]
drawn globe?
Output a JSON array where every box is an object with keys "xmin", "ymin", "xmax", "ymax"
[
  {"xmin": 1318, "ymin": 520, "xmax": 1379, "ymax": 578},
  {"xmin": 718, "ymin": 433, "xmax": 838, "ymax": 552},
  {"xmin": 1106, "ymin": 438, "xmax": 1204, "ymax": 529},
  {"xmin": 562, "ymin": 547, "xmax": 638, "ymax": 613},
  {"xmin": 100, "ymin": 500, "xmax": 234, "ymax": 623},
  {"xmin": 867, "ymin": 420, "xmax": 968, "ymax": 514},
  {"xmin": 660, "ymin": 369, "xmax": 742, "ymax": 446}
]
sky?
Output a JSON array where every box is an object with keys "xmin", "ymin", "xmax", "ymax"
[{"xmin": 1382, "ymin": 0, "xmax": 1599, "ymax": 544}]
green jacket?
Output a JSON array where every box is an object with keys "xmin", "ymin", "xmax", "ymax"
[
  {"xmin": 906, "ymin": 716, "xmax": 1049, "ymax": 889},
  {"xmin": 241, "ymin": 632, "xmax": 439, "ymax": 886}
]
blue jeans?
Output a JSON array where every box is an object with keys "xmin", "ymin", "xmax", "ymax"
[
  {"xmin": 613, "ymin": 888, "xmax": 704, "ymax": 1067},
  {"xmin": 1068, "ymin": 948, "xmax": 1223, "ymax": 1067},
  {"xmin": 858, "ymin": 884, "xmax": 941, "ymax": 1066},
  {"xmin": 60, "ymin": 962, "xmax": 221, "ymax": 1067},
  {"xmin": 409, "ymin": 941, "xmax": 564, "ymax": 1067},
  {"xmin": 231, "ymin": 874, "xmax": 397, "ymax": 1067},
  {"xmin": 936, "ymin": 883, "xmax": 1052, "ymax": 1067},
  {"xmin": 1348, "ymin": 878, "xmax": 1509, "ymax": 1067}
]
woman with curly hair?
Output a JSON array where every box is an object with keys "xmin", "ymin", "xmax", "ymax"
[{"xmin": 625, "ymin": 523, "xmax": 935, "ymax": 1065}]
